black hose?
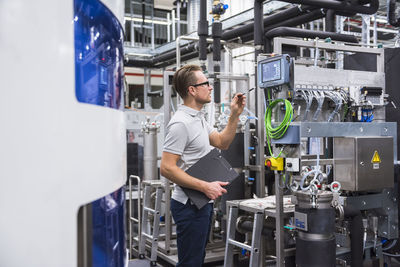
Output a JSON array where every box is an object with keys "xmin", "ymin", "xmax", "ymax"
[
  {"xmin": 344, "ymin": 205, "xmax": 363, "ymax": 267},
  {"xmin": 265, "ymin": 27, "xmax": 359, "ymax": 43},
  {"xmin": 388, "ymin": 0, "xmax": 400, "ymax": 27},
  {"xmin": 279, "ymin": 0, "xmax": 379, "ymax": 15}
]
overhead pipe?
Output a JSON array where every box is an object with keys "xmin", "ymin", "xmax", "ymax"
[
  {"xmin": 265, "ymin": 27, "xmax": 359, "ymax": 43},
  {"xmin": 126, "ymin": 43, "xmax": 198, "ymax": 68},
  {"xmin": 222, "ymin": 4, "xmax": 317, "ymax": 41},
  {"xmin": 278, "ymin": 0, "xmax": 379, "ymax": 15},
  {"xmin": 245, "ymin": 8, "xmax": 327, "ymax": 44},
  {"xmin": 388, "ymin": 0, "xmax": 400, "ymax": 27},
  {"xmin": 198, "ymin": 0, "xmax": 208, "ymax": 69}
]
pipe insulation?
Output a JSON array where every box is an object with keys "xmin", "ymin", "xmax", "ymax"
[
  {"xmin": 198, "ymin": 0, "xmax": 208, "ymax": 63},
  {"xmin": 243, "ymin": 8, "xmax": 327, "ymax": 43},
  {"xmin": 212, "ymin": 20, "xmax": 222, "ymax": 104},
  {"xmin": 265, "ymin": 27, "xmax": 359, "ymax": 43},
  {"xmin": 278, "ymin": 0, "xmax": 379, "ymax": 15},
  {"xmin": 126, "ymin": 43, "xmax": 198, "ymax": 68},
  {"xmin": 221, "ymin": 5, "xmax": 316, "ymax": 41}
]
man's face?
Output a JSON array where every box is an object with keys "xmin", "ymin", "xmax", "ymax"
[{"xmin": 191, "ymin": 71, "xmax": 212, "ymax": 104}]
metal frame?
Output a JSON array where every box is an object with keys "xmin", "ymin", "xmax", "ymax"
[
  {"xmin": 272, "ymin": 37, "xmax": 385, "ymax": 73},
  {"xmin": 128, "ymin": 175, "xmax": 141, "ymax": 260}
]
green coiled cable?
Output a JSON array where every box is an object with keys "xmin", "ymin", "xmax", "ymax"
[{"xmin": 264, "ymin": 89, "xmax": 293, "ymax": 159}]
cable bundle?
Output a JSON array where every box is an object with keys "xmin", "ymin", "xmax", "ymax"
[{"xmin": 264, "ymin": 96, "xmax": 293, "ymax": 159}]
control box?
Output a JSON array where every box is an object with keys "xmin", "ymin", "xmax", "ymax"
[{"xmin": 258, "ymin": 54, "xmax": 292, "ymax": 88}]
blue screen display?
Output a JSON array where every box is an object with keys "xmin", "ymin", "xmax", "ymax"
[
  {"xmin": 74, "ymin": 0, "xmax": 124, "ymax": 109},
  {"xmin": 262, "ymin": 59, "xmax": 281, "ymax": 83}
]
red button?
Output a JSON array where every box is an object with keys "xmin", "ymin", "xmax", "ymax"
[{"xmin": 266, "ymin": 160, "xmax": 271, "ymax": 167}]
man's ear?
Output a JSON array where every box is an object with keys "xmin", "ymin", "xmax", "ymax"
[{"xmin": 187, "ymin": 86, "xmax": 196, "ymax": 96}]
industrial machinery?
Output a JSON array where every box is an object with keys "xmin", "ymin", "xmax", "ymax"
[{"xmin": 223, "ymin": 38, "xmax": 399, "ymax": 267}]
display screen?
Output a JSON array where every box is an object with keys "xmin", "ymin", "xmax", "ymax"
[{"xmin": 262, "ymin": 59, "xmax": 281, "ymax": 83}]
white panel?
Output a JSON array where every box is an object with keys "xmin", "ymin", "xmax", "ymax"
[{"xmin": 0, "ymin": 1, "xmax": 126, "ymax": 267}]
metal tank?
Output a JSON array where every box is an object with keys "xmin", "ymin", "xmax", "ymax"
[
  {"xmin": 295, "ymin": 190, "xmax": 336, "ymax": 267},
  {"xmin": 142, "ymin": 118, "xmax": 160, "ymax": 180}
]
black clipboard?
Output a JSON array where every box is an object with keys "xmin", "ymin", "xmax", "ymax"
[{"xmin": 183, "ymin": 148, "xmax": 239, "ymax": 209}]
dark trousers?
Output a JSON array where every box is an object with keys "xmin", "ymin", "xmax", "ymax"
[{"xmin": 170, "ymin": 199, "xmax": 213, "ymax": 267}]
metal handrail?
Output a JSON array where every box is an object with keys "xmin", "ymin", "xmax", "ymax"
[{"xmin": 128, "ymin": 175, "xmax": 141, "ymax": 259}]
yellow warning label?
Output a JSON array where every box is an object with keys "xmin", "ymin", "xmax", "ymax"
[{"xmin": 371, "ymin": 150, "xmax": 381, "ymax": 163}]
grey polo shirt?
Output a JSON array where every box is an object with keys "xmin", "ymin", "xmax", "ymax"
[{"xmin": 163, "ymin": 105, "xmax": 216, "ymax": 204}]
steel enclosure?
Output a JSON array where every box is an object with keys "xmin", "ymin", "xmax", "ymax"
[{"xmin": 333, "ymin": 136, "xmax": 394, "ymax": 191}]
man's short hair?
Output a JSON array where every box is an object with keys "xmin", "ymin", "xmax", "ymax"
[{"xmin": 172, "ymin": 64, "xmax": 202, "ymax": 99}]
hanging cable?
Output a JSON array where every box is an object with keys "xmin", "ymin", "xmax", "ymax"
[
  {"xmin": 264, "ymin": 88, "xmax": 293, "ymax": 159},
  {"xmin": 312, "ymin": 90, "xmax": 325, "ymax": 121}
]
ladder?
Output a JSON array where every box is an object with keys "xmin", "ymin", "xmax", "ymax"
[
  {"xmin": 128, "ymin": 175, "xmax": 142, "ymax": 259},
  {"xmin": 224, "ymin": 205, "xmax": 264, "ymax": 267},
  {"xmin": 138, "ymin": 180, "xmax": 164, "ymax": 266}
]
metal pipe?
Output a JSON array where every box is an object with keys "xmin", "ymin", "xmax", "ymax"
[
  {"xmin": 279, "ymin": 0, "xmax": 379, "ymax": 15},
  {"xmin": 141, "ymin": 0, "xmax": 145, "ymax": 46},
  {"xmin": 326, "ymin": 9, "xmax": 336, "ymax": 32},
  {"xmin": 172, "ymin": 9, "xmax": 176, "ymax": 40},
  {"xmin": 128, "ymin": 175, "xmax": 141, "ymax": 259},
  {"xmin": 198, "ymin": 0, "xmax": 208, "ymax": 68},
  {"xmin": 222, "ymin": 5, "xmax": 316, "ymax": 41},
  {"xmin": 167, "ymin": 13, "xmax": 171, "ymax": 42},
  {"xmin": 212, "ymin": 20, "xmax": 222, "ymax": 103},
  {"xmin": 242, "ymin": 8, "xmax": 327, "ymax": 43},
  {"xmin": 265, "ymin": 27, "xmax": 359, "ymax": 43},
  {"xmin": 177, "ymin": 0, "xmax": 181, "ymax": 37}
]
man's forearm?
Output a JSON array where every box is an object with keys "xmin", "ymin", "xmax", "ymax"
[{"xmin": 161, "ymin": 164, "xmax": 206, "ymax": 192}]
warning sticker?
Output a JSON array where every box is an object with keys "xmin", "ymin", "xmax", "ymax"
[{"xmin": 371, "ymin": 150, "xmax": 381, "ymax": 163}]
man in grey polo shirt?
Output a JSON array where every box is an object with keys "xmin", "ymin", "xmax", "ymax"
[{"xmin": 160, "ymin": 64, "xmax": 246, "ymax": 267}]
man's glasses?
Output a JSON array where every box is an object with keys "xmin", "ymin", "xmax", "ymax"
[{"xmin": 190, "ymin": 81, "xmax": 210, "ymax": 88}]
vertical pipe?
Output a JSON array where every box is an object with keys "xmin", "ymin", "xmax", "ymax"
[
  {"xmin": 373, "ymin": 14, "xmax": 377, "ymax": 46},
  {"xmin": 254, "ymin": 0, "xmax": 265, "ymax": 199},
  {"xmin": 151, "ymin": 0, "xmax": 155, "ymax": 49},
  {"xmin": 162, "ymin": 72, "xmax": 172, "ymax": 252},
  {"xmin": 275, "ymin": 171, "xmax": 284, "ymax": 267},
  {"xmin": 172, "ymin": 9, "xmax": 176, "ymax": 40},
  {"xmin": 177, "ymin": 0, "xmax": 181, "ymax": 38},
  {"xmin": 198, "ymin": 0, "xmax": 208, "ymax": 69},
  {"xmin": 326, "ymin": 9, "xmax": 336, "ymax": 32},
  {"xmin": 141, "ymin": 0, "xmax": 145, "ymax": 46},
  {"xmin": 167, "ymin": 13, "xmax": 171, "ymax": 42},
  {"xmin": 212, "ymin": 20, "xmax": 222, "ymax": 103},
  {"xmin": 130, "ymin": 1, "xmax": 134, "ymax": 46}
]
